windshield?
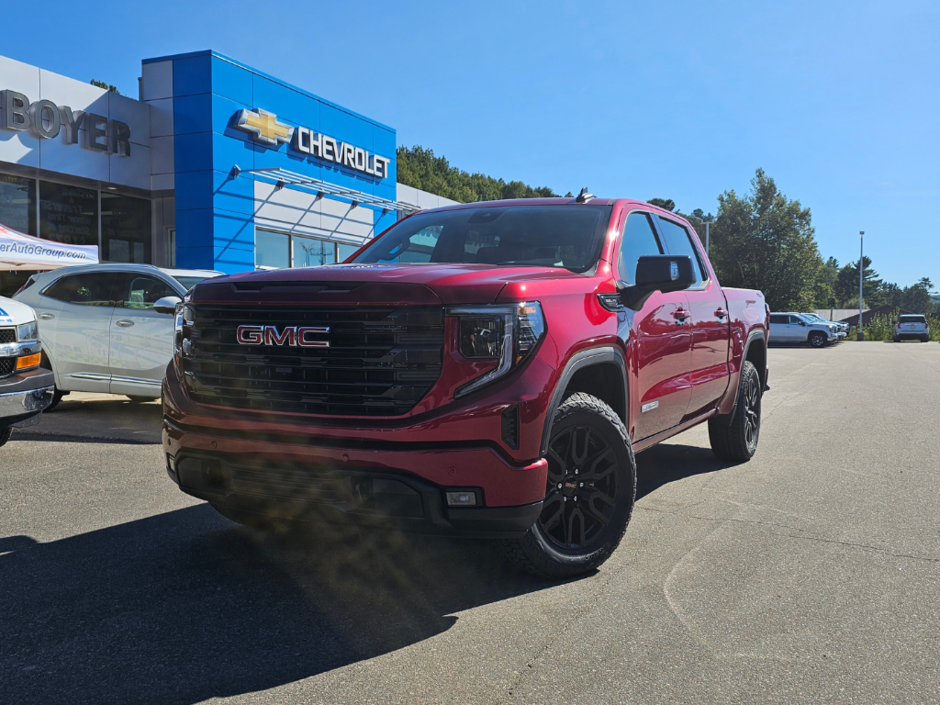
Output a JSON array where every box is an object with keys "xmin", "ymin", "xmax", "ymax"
[
  {"xmin": 172, "ymin": 275, "xmax": 212, "ymax": 291},
  {"xmin": 353, "ymin": 205, "xmax": 613, "ymax": 273}
]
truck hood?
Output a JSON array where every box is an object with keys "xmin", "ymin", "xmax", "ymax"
[
  {"xmin": 191, "ymin": 263, "xmax": 590, "ymax": 306},
  {"xmin": 0, "ymin": 295, "xmax": 37, "ymax": 324}
]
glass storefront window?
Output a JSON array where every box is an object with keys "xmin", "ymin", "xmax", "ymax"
[
  {"xmin": 0, "ymin": 174, "xmax": 37, "ymax": 235},
  {"xmin": 256, "ymin": 230, "xmax": 290, "ymax": 269},
  {"xmin": 39, "ymin": 181, "xmax": 98, "ymax": 247},
  {"xmin": 337, "ymin": 243, "xmax": 360, "ymax": 263},
  {"xmin": 102, "ymin": 193, "xmax": 152, "ymax": 263},
  {"xmin": 293, "ymin": 236, "xmax": 337, "ymax": 268}
]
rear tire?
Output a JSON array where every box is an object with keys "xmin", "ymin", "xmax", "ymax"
[
  {"xmin": 708, "ymin": 361, "xmax": 762, "ymax": 463},
  {"xmin": 498, "ymin": 392, "xmax": 636, "ymax": 579},
  {"xmin": 893, "ymin": 337, "xmax": 900, "ymax": 343},
  {"xmin": 809, "ymin": 332, "xmax": 826, "ymax": 348},
  {"xmin": 0, "ymin": 427, "xmax": 12, "ymax": 448}
]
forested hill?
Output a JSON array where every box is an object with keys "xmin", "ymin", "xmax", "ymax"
[{"xmin": 396, "ymin": 146, "xmax": 565, "ymax": 203}]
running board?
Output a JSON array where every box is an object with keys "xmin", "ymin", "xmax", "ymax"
[{"xmin": 632, "ymin": 409, "xmax": 718, "ymax": 454}]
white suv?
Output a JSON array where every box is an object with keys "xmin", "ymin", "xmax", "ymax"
[
  {"xmin": 894, "ymin": 314, "xmax": 930, "ymax": 343},
  {"xmin": 14, "ymin": 264, "xmax": 222, "ymax": 407}
]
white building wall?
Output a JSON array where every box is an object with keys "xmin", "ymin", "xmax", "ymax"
[
  {"xmin": 252, "ymin": 180, "xmax": 378, "ymax": 247},
  {"xmin": 0, "ymin": 54, "xmax": 151, "ymax": 190},
  {"xmin": 396, "ymin": 183, "xmax": 460, "ymax": 211}
]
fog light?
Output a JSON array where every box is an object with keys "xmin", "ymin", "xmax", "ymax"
[
  {"xmin": 16, "ymin": 352, "xmax": 42, "ymax": 370},
  {"xmin": 446, "ymin": 490, "xmax": 478, "ymax": 506}
]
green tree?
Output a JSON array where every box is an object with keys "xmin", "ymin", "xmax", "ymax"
[
  {"xmin": 708, "ymin": 169, "xmax": 821, "ymax": 311},
  {"xmin": 834, "ymin": 257, "xmax": 884, "ymax": 307},
  {"xmin": 900, "ymin": 277, "xmax": 935, "ymax": 314},
  {"xmin": 647, "ymin": 198, "xmax": 675, "ymax": 211},
  {"xmin": 396, "ymin": 146, "xmax": 559, "ymax": 203},
  {"xmin": 90, "ymin": 79, "xmax": 120, "ymax": 94},
  {"xmin": 813, "ymin": 256, "xmax": 840, "ymax": 308}
]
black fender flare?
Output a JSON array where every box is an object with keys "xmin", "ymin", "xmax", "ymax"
[
  {"xmin": 723, "ymin": 329, "xmax": 767, "ymax": 426},
  {"xmin": 539, "ymin": 346, "xmax": 629, "ymax": 457}
]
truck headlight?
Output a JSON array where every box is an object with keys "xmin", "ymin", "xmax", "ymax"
[
  {"xmin": 450, "ymin": 302, "xmax": 546, "ymax": 398},
  {"xmin": 16, "ymin": 320, "xmax": 38, "ymax": 342}
]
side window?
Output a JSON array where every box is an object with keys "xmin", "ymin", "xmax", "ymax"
[
  {"xmin": 618, "ymin": 212, "xmax": 663, "ymax": 283},
  {"xmin": 43, "ymin": 273, "xmax": 117, "ymax": 307},
  {"xmin": 789, "ymin": 315, "xmax": 804, "ymax": 325},
  {"xmin": 769, "ymin": 315, "xmax": 787, "ymax": 325},
  {"xmin": 656, "ymin": 218, "xmax": 707, "ymax": 285},
  {"xmin": 117, "ymin": 275, "xmax": 178, "ymax": 310}
]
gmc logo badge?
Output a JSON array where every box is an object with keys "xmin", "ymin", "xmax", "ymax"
[{"xmin": 236, "ymin": 325, "xmax": 330, "ymax": 348}]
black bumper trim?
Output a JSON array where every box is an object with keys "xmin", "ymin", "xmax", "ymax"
[{"xmin": 170, "ymin": 451, "xmax": 542, "ymax": 539}]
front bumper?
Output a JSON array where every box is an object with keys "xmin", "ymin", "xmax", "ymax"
[
  {"xmin": 0, "ymin": 368, "xmax": 54, "ymax": 427},
  {"xmin": 164, "ymin": 422, "xmax": 545, "ymax": 537}
]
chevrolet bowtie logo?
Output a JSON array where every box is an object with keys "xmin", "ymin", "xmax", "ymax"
[{"xmin": 235, "ymin": 108, "xmax": 294, "ymax": 146}]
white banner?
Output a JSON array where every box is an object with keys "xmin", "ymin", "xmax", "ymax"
[{"xmin": 0, "ymin": 223, "xmax": 99, "ymax": 271}]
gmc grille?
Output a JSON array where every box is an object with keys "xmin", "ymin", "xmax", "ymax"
[
  {"xmin": 0, "ymin": 329, "xmax": 16, "ymax": 344},
  {"xmin": 0, "ymin": 357, "xmax": 14, "ymax": 378},
  {"xmin": 181, "ymin": 305, "xmax": 444, "ymax": 416}
]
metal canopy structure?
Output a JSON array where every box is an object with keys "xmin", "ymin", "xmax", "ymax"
[{"xmin": 233, "ymin": 166, "xmax": 421, "ymax": 214}]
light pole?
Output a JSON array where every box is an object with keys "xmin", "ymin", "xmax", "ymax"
[
  {"xmin": 858, "ymin": 231, "xmax": 865, "ymax": 340},
  {"xmin": 688, "ymin": 214, "xmax": 715, "ymax": 254}
]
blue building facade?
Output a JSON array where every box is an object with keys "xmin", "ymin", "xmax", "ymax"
[{"xmin": 140, "ymin": 51, "xmax": 401, "ymax": 273}]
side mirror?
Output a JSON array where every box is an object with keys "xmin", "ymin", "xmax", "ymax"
[
  {"xmin": 153, "ymin": 295, "xmax": 182, "ymax": 315},
  {"xmin": 799, "ymin": 321, "xmax": 806, "ymax": 327},
  {"xmin": 619, "ymin": 256, "xmax": 695, "ymax": 310}
]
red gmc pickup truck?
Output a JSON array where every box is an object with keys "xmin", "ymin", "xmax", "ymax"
[{"xmin": 162, "ymin": 193, "xmax": 769, "ymax": 577}]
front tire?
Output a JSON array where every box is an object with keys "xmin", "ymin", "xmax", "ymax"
[
  {"xmin": 499, "ymin": 392, "xmax": 636, "ymax": 579},
  {"xmin": 708, "ymin": 361, "xmax": 762, "ymax": 462},
  {"xmin": 44, "ymin": 387, "xmax": 67, "ymax": 412},
  {"xmin": 809, "ymin": 332, "xmax": 826, "ymax": 348}
]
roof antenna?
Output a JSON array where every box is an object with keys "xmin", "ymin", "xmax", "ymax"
[{"xmin": 575, "ymin": 186, "xmax": 594, "ymax": 203}]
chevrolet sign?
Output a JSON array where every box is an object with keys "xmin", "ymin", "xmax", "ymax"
[{"xmin": 233, "ymin": 108, "xmax": 390, "ymax": 180}]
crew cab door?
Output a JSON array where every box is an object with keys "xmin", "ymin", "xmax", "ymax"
[
  {"xmin": 653, "ymin": 216, "xmax": 731, "ymax": 417},
  {"xmin": 108, "ymin": 273, "xmax": 179, "ymax": 397},
  {"xmin": 616, "ymin": 211, "xmax": 692, "ymax": 440},
  {"xmin": 36, "ymin": 271, "xmax": 119, "ymax": 393}
]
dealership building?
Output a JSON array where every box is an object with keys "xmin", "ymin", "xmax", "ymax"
[{"xmin": 0, "ymin": 50, "xmax": 455, "ymax": 292}]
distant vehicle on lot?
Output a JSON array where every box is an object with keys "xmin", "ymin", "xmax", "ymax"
[
  {"xmin": 894, "ymin": 314, "xmax": 930, "ymax": 342},
  {"xmin": 769, "ymin": 312, "xmax": 839, "ymax": 347},
  {"xmin": 0, "ymin": 296, "xmax": 53, "ymax": 448},
  {"xmin": 802, "ymin": 312, "xmax": 848, "ymax": 337},
  {"xmin": 14, "ymin": 264, "xmax": 222, "ymax": 409}
]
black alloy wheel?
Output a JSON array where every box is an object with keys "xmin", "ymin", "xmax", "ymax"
[
  {"xmin": 740, "ymin": 368, "xmax": 761, "ymax": 452},
  {"xmin": 708, "ymin": 360, "xmax": 762, "ymax": 462},
  {"xmin": 809, "ymin": 332, "xmax": 826, "ymax": 348},
  {"xmin": 540, "ymin": 424, "xmax": 618, "ymax": 550},
  {"xmin": 499, "ymin": 393, "xmax": 636, "ymax": 578}
]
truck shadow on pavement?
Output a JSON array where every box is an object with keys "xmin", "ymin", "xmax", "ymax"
[
  {"xmin": 634, "ymin": 442, "xmax": 737, "ymax": 500},
  {"xmin": 0, "ymin": 443, "xmax": 735, "ymax": 704},
  {"xmin": 0, "ymin": 504, "xmax": 558, "ymax": 704}
]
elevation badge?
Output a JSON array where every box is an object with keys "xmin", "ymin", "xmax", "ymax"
[{"xmin": 235, "ymin": 108, "xmax": 294, "ymax": 146}]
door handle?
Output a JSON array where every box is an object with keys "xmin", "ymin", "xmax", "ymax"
[
  {"xmin": 38, "ymin": 312, "xmax": 55, "ymax": 320},
  {"xmin": 116, "ymin": 319, "xmax": 135, "ymax": 328},
  {"xmin": 673, "ymin": 310, "xmax": 690, "ymax": 323},
  {"xmin": 715, "ymin": 308, "xmax": 728, "ymax": 319}
]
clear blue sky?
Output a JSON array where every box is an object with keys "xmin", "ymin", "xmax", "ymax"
[{"xmin": 5, "ymin": 0, "xmax": 937, "ymax": 287}]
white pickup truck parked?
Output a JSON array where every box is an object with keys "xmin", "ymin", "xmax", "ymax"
[{"xmin": 0, "ymin": 296, "xmax": 53, "ymax": 448}]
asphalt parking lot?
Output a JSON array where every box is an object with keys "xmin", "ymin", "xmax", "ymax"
[{"xmin": 1, "ymin": 343, "xmax": 938, "ymax": 705}]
